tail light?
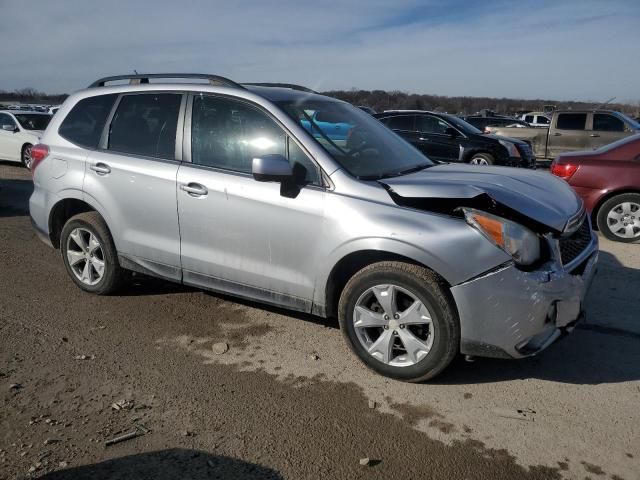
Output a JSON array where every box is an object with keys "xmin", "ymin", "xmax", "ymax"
[
  {"xmin": 551, "ymin": 162, "xmax": 579, "ymax": 180},
  {"xmin": 30, "ymin": 144, "xmax": 49, "ymax": 173}
]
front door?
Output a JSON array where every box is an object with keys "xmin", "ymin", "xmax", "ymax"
[
  {"xmin": 177, "ymin": 93, "xmax": 325, "ymax": 310},
  {"xmin": 414, "ymin": 115, "xmax": 461, "ymax": 162},
  {"xmin": 83, "ymin": 92, "xmax": 183, "ymax": 278},
  {"xmin": 589, "ymin": 113, "xmax": 632, "ymax": 150}
]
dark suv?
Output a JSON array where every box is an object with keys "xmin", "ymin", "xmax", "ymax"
[{"xmin": 374, "ymin": 110, "xmax": 535, "ymax": 167}]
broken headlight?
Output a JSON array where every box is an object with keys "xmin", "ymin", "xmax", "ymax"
[{"xmin": 462, "ymin": 208, "xmax": 541, "ymax": 266}]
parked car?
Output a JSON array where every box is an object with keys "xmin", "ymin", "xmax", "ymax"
[
  {"xmin": 0, "ymin": 110, "xmax": 52, "ymax": 168},
  {"xmin": 489, "ymin": 110, "xmax": 640, "ymax": 164},
  {"xmin": 551, "ymin": 134, "xmax": 640, "ymax": 242},
  {"xmin": 30, "ymin": 73, "xmax": 597, "ymax": 381},
  {"xmin": 374, "ymin": 110, "xmax": 535, "ymax": 167},
  {"xmin": 520, "ymin": 112, "xmax": 551, "ymax": 127},
  {"xmin": 357, "ymin": 105, "xmax": 376, "ymax": 115},
  {"xmin": 300, "ymin": 109, "xmax": 353, "ymax": 142},
  {"xmin": 463, "ymin": 115, "xmax": 530, "ymax": 133}
]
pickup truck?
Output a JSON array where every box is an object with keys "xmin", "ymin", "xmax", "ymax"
[{"xmin": 488, "ymin": 110, "xmax": 640, "ymax": 164}]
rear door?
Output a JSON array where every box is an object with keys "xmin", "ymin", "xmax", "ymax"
[
  {"xmin": 381, "ymin": 115, "xmax": 418, "ymax": 145},
  {"xmin": 83, "ymin": 92, "xmax": 184, "ymax": 279},
  {"xmin": 589, "ymin": 113, "xmax": 632, "ymax": 150},
  {"xmin": 176, "ymin": 93, "xmax": 325, "ymax": 310},
  {"xmin": 548, "ymin": 113, "xmax": 589, "ymax": 158}
]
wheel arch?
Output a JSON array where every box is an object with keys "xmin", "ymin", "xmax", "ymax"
[
  {"xmin": 322, "ymin": 249, "xmax": 452, "ymax": 320},
  {"xmin": 48, "ymin": 198, "xmax": 99, "ymax": 248},
  {"xmin": 591, "ymin": 188, "xmax": 640, "ymax": 227}
]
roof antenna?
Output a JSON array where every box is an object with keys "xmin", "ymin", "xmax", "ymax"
[{"xmin": 593, "ymin": 96, "xmax": 616, "ymax": 110}]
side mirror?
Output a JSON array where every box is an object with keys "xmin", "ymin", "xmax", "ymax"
[
  {"xmin": 2, "ymin": 124, "xmax": 17, "ymax": 132},
  {"xmin": 444, "ymin": 127, "xmax": 458, "ymax": 138},
  {"xmin": 252, "ymin": 154, "xmax": 293, "ymax": 182}
]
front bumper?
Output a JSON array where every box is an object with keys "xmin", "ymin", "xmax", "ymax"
[{"xmin": 451, "ymin": 232, "xmax": 598, "ymax": 359}]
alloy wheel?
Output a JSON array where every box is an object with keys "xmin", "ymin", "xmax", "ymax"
[
  {"xmin": 22, "ymin": 145, "xmax": 32, "ymax": 169},
  {"xmin": 606, "ymin": 202, "xmax": 640, "ymax": 239},
  {"xmin": 470, "ymin": 157, "xmax": 489, "ymax": 166},
  {"xmin": 353, "ymin": 284, "xmax": 434, "ymax": 367},
  {"xmin": 66, "ymin": 228, "xmax": 106, "ymax": 286}
]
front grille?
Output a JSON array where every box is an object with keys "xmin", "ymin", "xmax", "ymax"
[{"xmin": 559, "ymin": 219, "xmax": 592, "ymax": 265}]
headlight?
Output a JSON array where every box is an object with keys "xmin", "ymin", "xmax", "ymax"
[
  {"xmin": 498, "ymin": 139, "xmax": 520, "ymax": 158},
  {"xmin": 462, "ymin": 208, "xmax": 541, "ymax": 266}
]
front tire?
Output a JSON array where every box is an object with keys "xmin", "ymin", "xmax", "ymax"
[
  {"xmin": 596, "ymin": 193, "xmax": 640, "ymax": 243},
  {"xmin": 469, "ymin": 152, "xmax": 494, "ymax": 166},
  {"xmin": 338, "ymin": 261, "xmax": 459, "ymax": 382},
  {"xmin": 60, "ymin": 212, "xmax": 124, "ymax": 294},
  {"xmin": 21, "ymin": 143, "xmax": 33, "ymax": 169}
]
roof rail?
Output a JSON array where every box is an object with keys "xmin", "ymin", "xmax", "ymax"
[
  {"xmin": 242, "ymin": 82, "xmax": 318, "ymax": 94},
  {"xmin": 89, "ymin": 73, "xmax": 245, "ymax": 89}
]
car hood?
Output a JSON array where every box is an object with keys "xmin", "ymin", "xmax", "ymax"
[
  {"xmin": 380, "ymin": 163, "xmax": 583, "ymax": 233},
  {"xmin": 484, "ymin": 134, "xmax": 529, "ymax": 146}
]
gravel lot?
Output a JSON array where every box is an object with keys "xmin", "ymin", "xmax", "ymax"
[{"xmin": 1, "ymin": 163, "xmax": 638, "ymax": 479}]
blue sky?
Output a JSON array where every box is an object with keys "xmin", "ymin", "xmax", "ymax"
[{"xmin": 1, "ymin": 0, "xmax": 639, "ymax": 101}]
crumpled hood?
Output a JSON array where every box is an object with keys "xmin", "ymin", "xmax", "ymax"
[{"xmin": 380, "ymin": 163, "xmax": 583, "ymax": 232}]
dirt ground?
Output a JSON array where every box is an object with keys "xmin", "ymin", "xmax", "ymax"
[{"xmin": 1, "ymin": 163, "xmax": 638, "ymax": 480}]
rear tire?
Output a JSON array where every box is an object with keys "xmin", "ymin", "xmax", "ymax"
[
  {"xmin": 596, "ymin": 193, "xmax": 640, "ymax": 243},
  {"xmin": 338, "ymin": 261, "xmax": 459, "ymax": 382},
  {"xmin": 21, "ymin": 143, "xmax": 33, "ymax": 169},
  {"xmin": 60, "ymin": 212, "xmax": 125, "ymax": 294},
  {"xmin": 469, "ymin": 152, "xmax": 494, "ymax": 166}
]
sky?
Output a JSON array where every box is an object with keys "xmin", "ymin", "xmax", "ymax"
[{"xmin": 1, "ymin": 0, "xmax": 639, "ymax": 102}]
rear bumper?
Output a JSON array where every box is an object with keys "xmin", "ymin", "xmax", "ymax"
[
  {"xmin": 452, "ymin": 233, "xmax": 598, "ymax": 359},
  {"xmin": 29, "ymin": 187, "xmax": 54, "ymax": 248}
]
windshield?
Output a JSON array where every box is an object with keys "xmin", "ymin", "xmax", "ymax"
[
  {"xmin": 276, "ymin": 100, "xmax": 433, "ymax": 179},
  {"xmin": 14, "ymin": 114, "xmax": 51, "ymax": 130},
  {"xmin": 441, "ymin": 114, "xmax": 483, "ymax": 135}
]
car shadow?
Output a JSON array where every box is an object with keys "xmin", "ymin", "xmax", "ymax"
[
  {"xmin": 0, "ymin": 176, "xmax": 33, "ymax": 217},
  {"xmin": 38, "ymin": 448, "xmax": 283, "ymax": 479}
]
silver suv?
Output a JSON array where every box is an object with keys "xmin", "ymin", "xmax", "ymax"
[{"xmin": 29, "ymin": 74, "xmax": 598, "ymax": 381}]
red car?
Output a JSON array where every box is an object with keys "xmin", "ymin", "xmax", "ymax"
[{"xmin": 551, "ymin": 134, "xmax": 640, "ymax": 243}]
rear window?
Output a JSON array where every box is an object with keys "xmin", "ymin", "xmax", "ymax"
[
  {"xmin": 58, "ymin": 94, "xmax": 117, "ymax": 148},
  {"xmin": 556, "ymin": 113, "xmax": 587, "ymax": 130},
  {"xmin": 383, "ymin": 115, "xmax": 415, "ymax": 131},
  {"xmin": 107, "ymin": 93, "xmax": 182, "ymax": 160}
]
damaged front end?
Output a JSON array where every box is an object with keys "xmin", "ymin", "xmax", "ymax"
[{"xmin": 380, "ymin": 164, "xmax": 599, "ymax": 359}]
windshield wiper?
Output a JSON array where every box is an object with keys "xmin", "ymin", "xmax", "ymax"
[{"xmin": 357, "ymin": 163, "xmax": 432, "ymax": 181}]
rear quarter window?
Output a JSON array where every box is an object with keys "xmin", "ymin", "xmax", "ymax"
[{"xmin": 58, "ymin": 94, "xmax": 117, "ymax": 148}]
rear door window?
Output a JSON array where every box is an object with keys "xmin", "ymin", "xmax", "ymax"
[
  {"xmin": 383, "ymin": 115, "xmax": 415, "ymax": 131},
  {"xmin": 107, "ymin": 93, "xmax": 182, "ymax": 159},
  {"xmin": 593, "ymin": 113, "xmax": 625, "ymax": 132},
  {"xmin": 556, "ymin": 113, "xmax": 587, "ymax": 130},
  {"xmin": 58, "ymin": 94, "xmax": 117, "ymax": 148},
  {"xmin": 524, "ymin": 115, "xmax": 534, "ymax": 123}
]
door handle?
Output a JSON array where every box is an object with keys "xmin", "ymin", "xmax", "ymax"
[
  {"xmin": 552, "ymin": 132, "xmax": 562, "ymax": 136},
  {"xmin": 90, "ymin": 163, "xmax": 111, "ymax": 175},
  {"xmin": 180, "ymin": 182, "xmax": 208, "ymax": 197},
  {"xmin": 589, "ymin": 133, "xmax": 600, "ymax": 137}
]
